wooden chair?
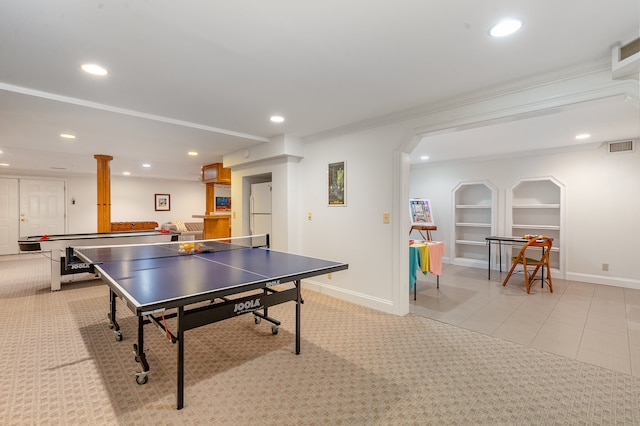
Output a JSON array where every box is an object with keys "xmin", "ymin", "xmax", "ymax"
[{"xmin": 502, "ymin": 236, "xmax": 553, "ymax": 293}]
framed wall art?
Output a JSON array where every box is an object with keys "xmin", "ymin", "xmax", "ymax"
[
  {"xmin": 155, "ymin": 193, "xmax": 171, "ymax": 211},
  {"xmin": 328, "ymin": 161, "xmax": 346, "ymax": 206}
]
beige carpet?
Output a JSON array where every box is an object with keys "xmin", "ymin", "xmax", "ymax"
[{"xmin": 1, "ymin": 253, "xmax": 640, "ymax": 425}]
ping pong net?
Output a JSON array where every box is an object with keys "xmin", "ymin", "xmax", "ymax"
[{"xmin": 72, "ymin": 234, "xmax": 270, "ymax": 264}]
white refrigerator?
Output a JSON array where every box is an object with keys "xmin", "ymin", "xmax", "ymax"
[{"xmin": 250, "ymin": 182, "xmax": 272, "ymax": 237}]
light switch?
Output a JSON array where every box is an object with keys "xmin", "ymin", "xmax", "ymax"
[
  {"xmin": 383, "ymin": 212, "xmax": 390, "ymax": 224},
  {"xmin": 308, "ymin": 212, "xmax": 312, "ymax": 221}
]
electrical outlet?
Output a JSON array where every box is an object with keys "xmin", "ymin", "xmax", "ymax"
[
  {"xmin": 233, "ymin": 211, "xmax": 236, "ymax": 219},
  {"xmin": 383, "ymin": 212, "xmax": 390, "ymax": 224},
  {"xmin": 307, "ymin": 212, "xmax": 312, "ymax": 220},
  {"xmin": 328, "ymin": 273, "xmax": 332, "ymax": 279},
  {"xmin": 602, "ymin": 263, "xmax": 609, "ymax": 271}
]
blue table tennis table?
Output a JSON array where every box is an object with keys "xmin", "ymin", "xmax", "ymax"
[{"xmin": 73, "ymin": 235, "xmax": 348, "ymax": 410}]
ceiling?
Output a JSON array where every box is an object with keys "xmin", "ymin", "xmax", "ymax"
[
  {"xmin": 413, "ymin": 95, "xmax": 640, "ymax": 164},
  {"xmin": 0, "ymin": 1, "xmax": 638, "ymax": 181}
]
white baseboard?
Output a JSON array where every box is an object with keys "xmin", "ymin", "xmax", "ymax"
[
  {"xmin": 565, "ymin": 272, "xmax": 640, "ymax": 290},
  {"xmin": 301, "ymin": 278, "xmax": 395, "ymax": 314}
]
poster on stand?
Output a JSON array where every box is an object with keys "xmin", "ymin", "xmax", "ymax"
[{"xmin": 409, "ymin": 198, "xmax": 434, "ymax": 226}]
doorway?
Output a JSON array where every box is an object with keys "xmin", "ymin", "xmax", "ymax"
[
  {"xmin": 0, "ymin": 178, "xmax": 19, "ymax": 254},
  {"xmin": 243, "ymin": 173, "xmax": 272, "ymax": 243},
  {"xmin": 0, "ymin": 178, "xmax": 66, "ymax": 254}
]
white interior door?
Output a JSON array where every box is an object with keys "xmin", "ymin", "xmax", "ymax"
[
  {"xmin": 0, "ymin": 178, "xmax": 19, "ymax": 255},
  {"xmin": 19, "ymin": 179, "xmax": 66, "ymax": 240}
]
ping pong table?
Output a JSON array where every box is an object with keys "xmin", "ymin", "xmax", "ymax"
[
  {"xmin": 73, "ymin": 235, "xmax": 348, "ymax": 410},
  {"xmin": 18, "ymin": 230, "xmax": 177, "ymax": 291}
]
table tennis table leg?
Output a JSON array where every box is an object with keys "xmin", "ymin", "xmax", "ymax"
[
  {"xmin": 177, "ymin": 306, "xmax": 185, "ymax": 410},
  {"xmin": 133, "ymin": 315, "xmax": 150, "ymax": 386},
  {"xmin": 295, "ymin": 280, "xmax": 301, "ymax": 355},
  {"xmin": 108, "ymin": 290, "xmax": 122, "ymax": 341}
]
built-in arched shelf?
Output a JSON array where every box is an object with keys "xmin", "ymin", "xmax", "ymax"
[
  {"xmin": 451, "ymin": 180, "xmax": 498, "ymax": 269},
  {"xmin": 506, "ymin": 176, "xmax": 566, "ymax": 278}
]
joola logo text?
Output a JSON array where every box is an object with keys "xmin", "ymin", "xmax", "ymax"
[
  {"xmin": 69, "ymin": 263, "xmax": 92, "ymax": 270},
  {"xmin": 234, "ymin": 298, "xmax": 261, "ymax": 314},
  {"xmin": 265, "ymin": 280, "xmax": 280, "ymax": 287}
]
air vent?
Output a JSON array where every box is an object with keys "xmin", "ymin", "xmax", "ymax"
[
  {"xmin": 608, "ymin": 140, "xmax": 635, "ymax": 154},
  {"xmin": 612, "ymin": 37, "xmax": 640, "ymax": 79},
  {"xmin": 621, "ymin": 38, "xmax": 640, "ymax": 61}
]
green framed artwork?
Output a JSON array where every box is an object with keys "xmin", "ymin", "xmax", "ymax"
[{"xmin": 328, "ymin": 161, "xmax": 346, "ymax": 206}]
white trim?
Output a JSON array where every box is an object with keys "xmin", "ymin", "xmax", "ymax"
[
  {"xmin": 301, "ymin": 279, "xmax": 395, "ymax": 314},
  {"xmin": 566, "ymin": 272, "xmax": 640, "ymax": 290}
]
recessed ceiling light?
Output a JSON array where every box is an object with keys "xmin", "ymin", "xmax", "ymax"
[
  {"xmin": 188, "ymin": 151, "xmax": 198, "ymax": 156},
  {"xmin": 60, "ymin": 133, "xmax": 76, "ymax": 139},
  {"xmin": 81, "ymin": 63, "xmax": 108, "ymax": 76},
  {"xmin": 489, "ymin": 18, "xmax": 523, "ymax": 37},
  {"xmin": 270, "ymin": 115, "xmax": 285, "ymax": 123},
  {"xmin": 420, "ymin": 155, "xmax": 430, "ymax": 160},
  {"xmin": 575, "ymin": 133, "xmax": 591, "ymax": 140},
  {"xmin": 142, "ymin": 163, "xmax": 151, "ymax": 168},
  {"xmin": 123, "ymin": 171, "xmax": 131, "ymax": 176},
  {"xmin": 0, "ymin": 163, "xmax": 9, "ymax": 167}
]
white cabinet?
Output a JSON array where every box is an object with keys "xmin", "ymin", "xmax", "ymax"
[
  {"xmin": 507, "ymin": 177, "xmax": 565, "ymax": 275},
  {"xmin": 451, "ymin": 181, "xmax": 497, "ymax": 269}
]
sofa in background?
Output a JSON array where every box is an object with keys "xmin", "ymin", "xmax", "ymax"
[{"xmin": 161, "ymin": 221, "xmax": 204, "ymax": 240}]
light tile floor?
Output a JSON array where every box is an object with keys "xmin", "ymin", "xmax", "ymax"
[{"xmin": 410, "ymin": 264, "xmax": 640, "ymax": 377}]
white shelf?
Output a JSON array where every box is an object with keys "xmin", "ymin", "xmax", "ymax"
[
  {"xmin": 455, "ymin": 239, "xmax": 486, "ymax": 246},
  {"xmin": 455, "ymin": 204, "xmax": 492, "ymax": 209},
  {"xmin": 512, "ymin": 224, "xmax": 560, "ymax": 230},
  {"xmin": 453, "ymin": 257, "xmax": 488, "ymax": 268},
  {"xmin": 456, "ymin": 222, "xmax": 491, "ymax": 227},
  {"xmin": 512, "ymin": 204, "xmax": 560, "ymax": 209},
  {"xmin": 452, "ymin": 181, "xmax": 497, "ymax": 267},
  {"xmin": 509, "ymin": 177, "xmax": 564, "ymax": 274}
]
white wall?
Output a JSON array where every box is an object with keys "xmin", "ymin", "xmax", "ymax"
[
  {"xmin": 297, "ymin": 123, "xmax": 408, "ymax": 313},
  {"xmin": 410, "ymin": 144, "xmax": 640, "ymax": 288},
  {"xmin": 66, "ymin": 175, "xmax": 205, "ymax": 233}
]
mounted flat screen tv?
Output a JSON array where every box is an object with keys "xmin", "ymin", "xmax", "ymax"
[{"xmin": 215, "ymin": 196, "xmax": 231, "ymax": 211}]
